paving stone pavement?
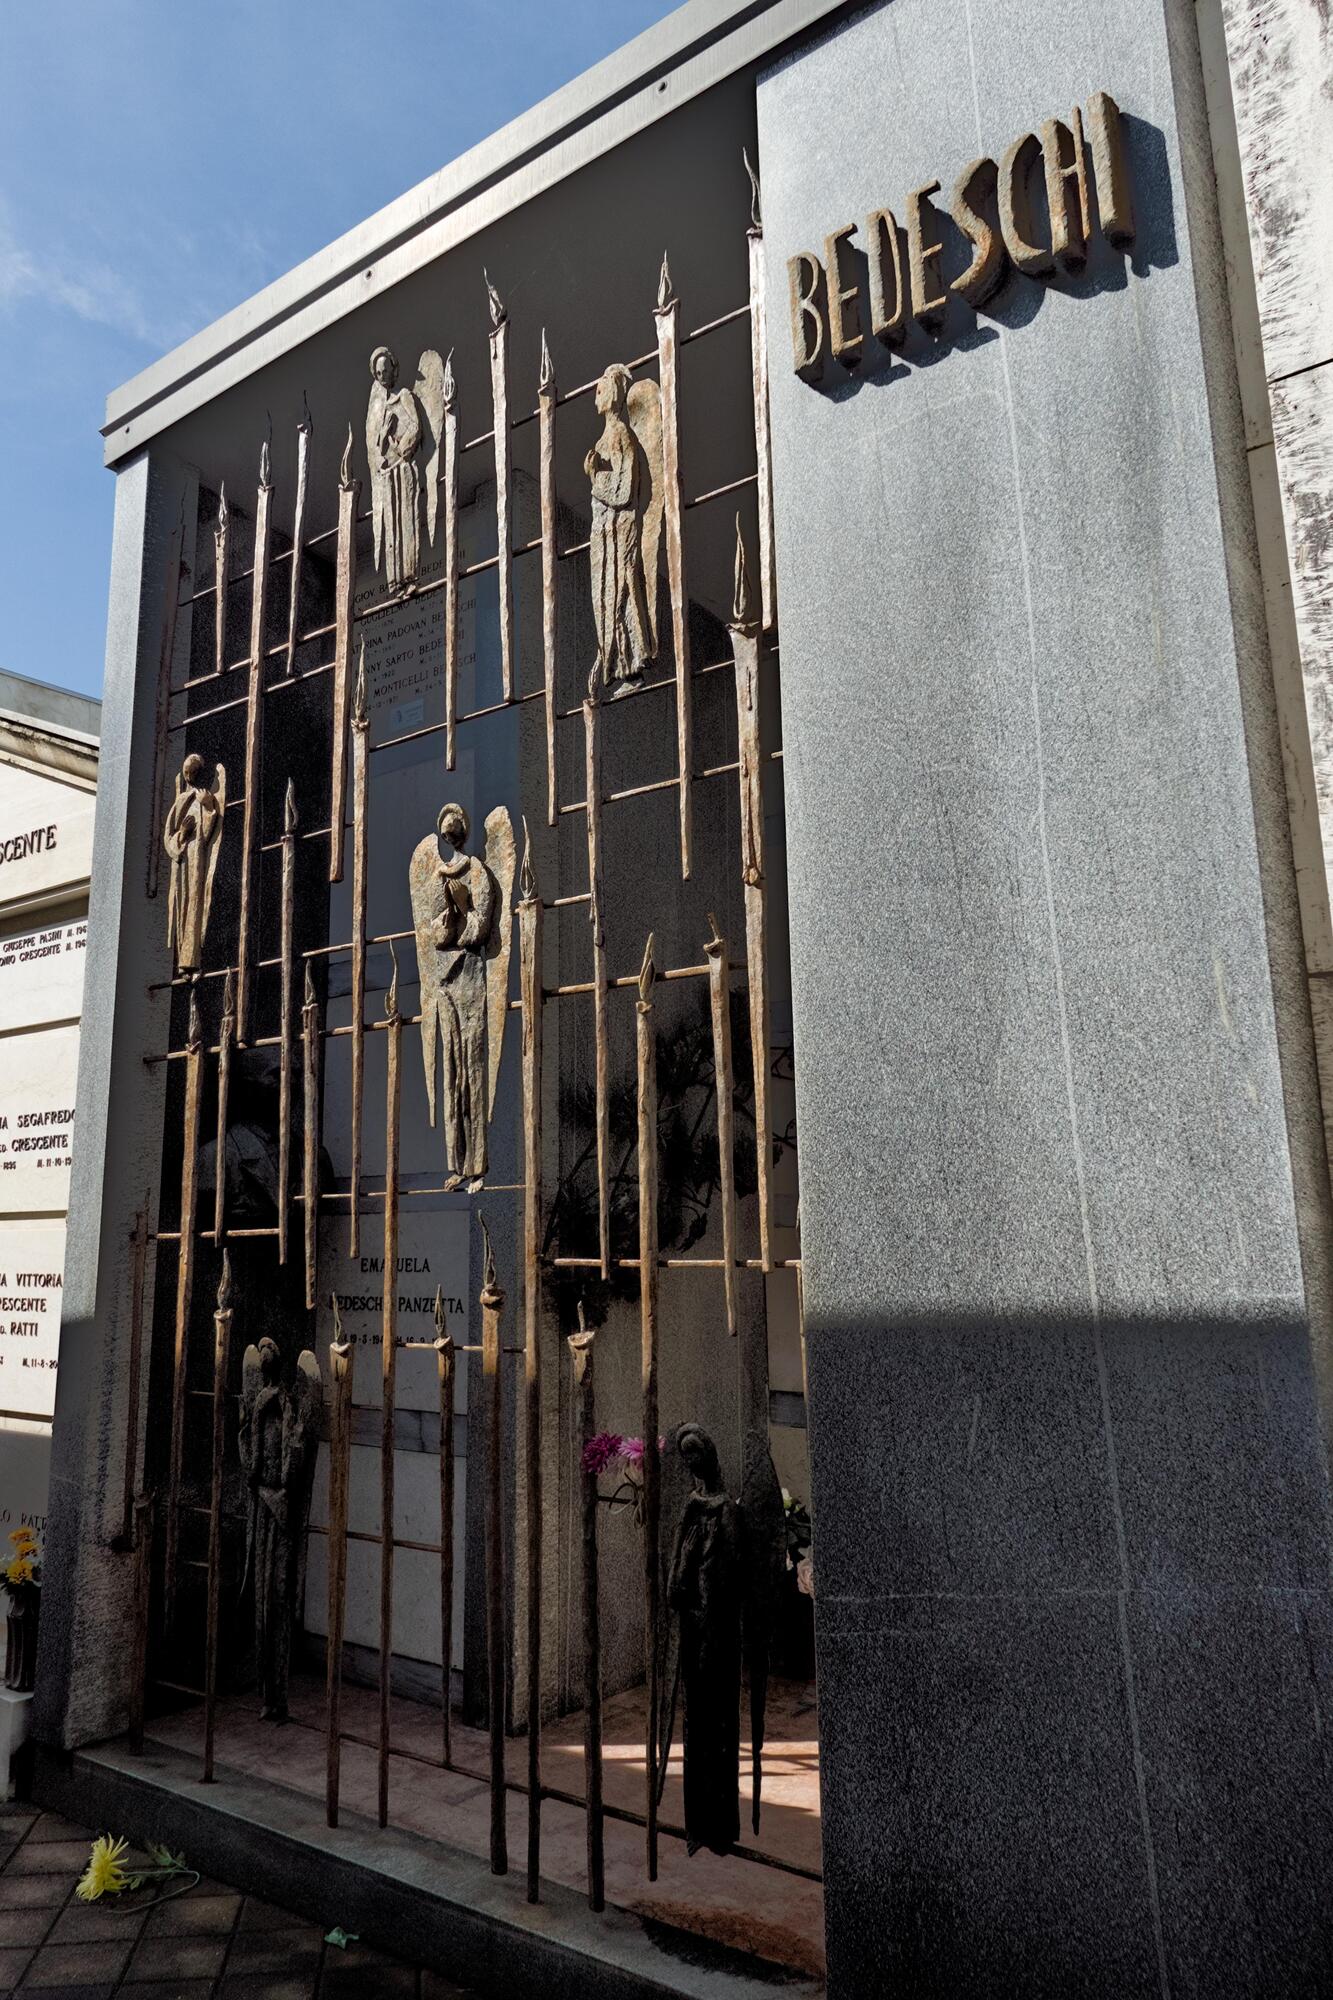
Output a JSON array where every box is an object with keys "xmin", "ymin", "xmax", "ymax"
[{"xmin": 0, "ymin": 1802, "xmax": 474, "ymax": 1999}]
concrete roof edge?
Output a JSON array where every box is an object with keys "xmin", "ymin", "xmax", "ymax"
[{"xmin": 102, "ymin": 0, "xmax": 796, "ymax": 444}]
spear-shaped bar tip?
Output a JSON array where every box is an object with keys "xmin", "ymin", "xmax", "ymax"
[
  {"xmin": 216, "ymin": 482, "xmax": 229, "ymax": 532},
  {"xmin": 484, "ymin": 269, "xmax": 506, "ymax": 330},
  {"xmin": 704, "ymin": 910, "xmax": 724, "ymax": 958},
  {"xmin": 479, "ymin": 1212, "xmax": 498, "ymax": 1295},
  {"xmin": 743, "ymin": 146, "xmax": 762, "ymax": 232},
  {"xmin": 330, "ymin": 1292, "xmax": 344, "ymax": 1342},
  {"xmin": 577, "ymin": 1296, "xmax": 588, "ymax": 1337},
  {"xmin": 656, "ymin": 252, "xmax": 675, "ymax": 312},
  {"xmin": 284, "ymin": 777, "xmax": 298, "ymax": 835},
  {"xmin": 433, "ymin": 1285, "xmax": 452, "ymax": 1347},
  {"xmin": 304, "ymin": 959, "xmax": 317, "ymax": 1008},
  {"xmin": 298, "ymin": 393, "xmax": 312, "ymax": 440},
  {"xmin": 442, "ymin": 348, "xmax": 456, "ymax": 409},
  {"xmin": 340, "ymin": 422, "xmax": 355, "ymax": 489},
  {"xmin": 385, "ymin": 937, "xmax": 400, "ymax": 1022},
  {"xmin": 519, "ymin": 815, "xmax": 537, "ymax": 902},
  {"xmin": 538, "ymin": 328, "xmax": 554, "ymax": 396},
  {"xmin": 731, "ymin": 514, "xmax": 755, "ymax": 627},
  {"xmin": 638, "ymin": 933, "xmax": 656, "ymax": 1010},
  {"xmin": 187, "ymin": 981, "xmax": 204, "ymax": 1050},
  {"xmin": 259, "ymin": 438, "xmax": 272, "ymax": 489},
  {"xmin": 353, "ymin": 642, "xmax": 369, "ymax": 728},
  {"xmin": 216, "ymin": 1248, "xmax": 232, "ymax": 1313}
]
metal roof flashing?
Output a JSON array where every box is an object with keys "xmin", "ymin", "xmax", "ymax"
[{"xmin": 102, "ymin": 0, "xmax": 843, "ymax": 468}]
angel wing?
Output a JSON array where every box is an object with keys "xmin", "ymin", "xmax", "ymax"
[
  {"xmin": 284, "ymin": 1350, "xmax": 324, "ymax": 1523},
  {"xmin": 407, "ymin": 833, "xmax": 446, "ymax": 1128},
  {"xmin": 626, "ymin": 379, "xmax": 664, "ymax": 656},
  {"xmin": 483, "ymin": 806, "xmax": 517, "ymax": 1121},
  {"xmin": 199, "ymin": 761, "xmax": 226, "ymax": 951},
  {"xmin": 738, "ymin": 1431, "xmax": 786, "ymax": 1835},
  {"xmin": 165, "ymin": 766, "xmax": 184, "ymax": 960},
  {"xmin": 415, "ymin": 351, "xmax": 446, "ymax": 550}
]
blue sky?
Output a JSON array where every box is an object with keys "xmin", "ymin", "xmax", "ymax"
[{"xmin": 0, "ymin": 0, "xmax": 673, "ymax": 701}]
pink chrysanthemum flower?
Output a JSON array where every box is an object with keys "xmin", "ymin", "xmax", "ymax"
[{"xmin": 581, "ymin": 1432, "xmax": 624, "ymax": 1478}]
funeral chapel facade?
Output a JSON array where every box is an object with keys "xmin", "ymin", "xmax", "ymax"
[{"xmin": 27, "ymin": 0, "xmax": 1333, "ymax": 1992}]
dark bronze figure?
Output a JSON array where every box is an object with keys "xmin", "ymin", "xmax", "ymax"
[{"xmin": 238, "ymin": 1336, "xmax": 322, "ymax": 1721}]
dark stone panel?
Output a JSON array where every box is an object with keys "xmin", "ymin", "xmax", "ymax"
[
  {"xmin": 806, "ymin": 1321, "xmax": 1122, "ymax": 1599},
  {"xmin": 816, "ymin": 1590, "xmax": 1161, "ymax": 1998},
  {"xmin": 1127, "ymin": 1588, "xmax": 1333, "ymax": 1998}
]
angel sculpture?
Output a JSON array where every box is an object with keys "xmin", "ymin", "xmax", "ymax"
[
  {"xmin": 408, "ymin": 801, "xmax": 516, "ymax": 1191},
  {"xmin": 163, "ymin": 752, "xmax": 226, "ymax": 976},
  {"xmin": 585, "ymin": 363, "xmax": 663, "ymax": 696},
  {"xmin": 238, "ymin": 1337, "xmax": 322, "ymax": 1721},
  {"xmin": 658, "ymin": 1423, "xmax": 787, "ymax": 1857},
  {"xmin": 365, "ymin": 345, "xmax": 446, "ymax": 591}
]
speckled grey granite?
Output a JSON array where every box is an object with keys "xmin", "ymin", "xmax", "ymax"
[{"xmin": 760, "ymin": 0, "xmax": 1333, "ymax": 1991}]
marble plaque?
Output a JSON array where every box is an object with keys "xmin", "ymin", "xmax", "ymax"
[
  {"xmin": 316, "ymin": 1203, "xmax": 469, "ymax": 1414},
  {"xmin": 0, "ymin": 765, "xmax": 94, "ymax": 908},
  {"xmin": 0, "ymin": 920, "xmax": 87, "ymax": 1035},
  {"xmin": 0, "ymin": 1218, "xmax": 65, "ymax": 1417},
  {"xmin": 0, "ymin": 1026, "xmax": 79, "ymax": 1213},
  {"xmin": 305, "ymin": 1439, "xmax": 465, "ymax": 1668}
]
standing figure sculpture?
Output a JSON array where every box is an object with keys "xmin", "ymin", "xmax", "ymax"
[
  {"xmin": 365, "ymin": 345, "xmax": 446, "ymax": 591},
  {"xmin": 238, "ymin": 1338, "xmax": 322, "ymax": 1721},
  {"xmin": 585, "ymin": 364, "xmax": 663, "ymax": 695},
  {"xmin": 163, "ymin": 752, "xmax": 226, "ymax": 976},
  {"xmin": 659, "ymin": 1422, "xmax": 787, "ymax": 1856},
  {"xmin": 409, "ymin": 802, "xmax": 516, "ymax": 1191}
]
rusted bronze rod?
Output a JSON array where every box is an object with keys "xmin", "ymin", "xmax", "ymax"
[
  {"xmin": 377, "ymin": 949, "xmax": 402, "ymax": 1828},
  {"xmin": 487, "ymin": 280, "xmax": 515, "ymax": 704},
  {"xmin": 654, "ymin": 258, "xmax": 691, "ymax": 880},
  {"xmin": 301, "ymin": 962, "xmax": 321, "ymax": 1310},
  {"xmin": 326, "ymin": 1319, "xmax": 354, "ymax": 1827},
  {"xmin": 164, "ymin": 986, "xmax": 204, "ymax": 1614},
  {"xmin": 636, "ymin": 936, "xmax": 661, "ymax": 1880},
  {"xmin": 278, "ymin": 780, "xmax": 297, "ymax": 1265},
  {"xmin": 569, "ymin": 1315, "xmax": 604, "ymax": 1911},
  {"xmin": 213, "ymin": 486, "xmax": 229, "ymax": 680},
  {"xmin": 213, "ymin": 972, "xmax": 235, "ymax": 1243},
  {"xmin": 481, "ymin": 1216, "xmax": 508, "ymax": 1875},
  {"xmin": 235, "ymin": 446, "xmax": 273, "ymax": 1044},
  {"xmin": 442, "ymin": 356, "xmax": 460, "ymax": 771},
  {"xmin": 538, "ymin": 335, "xmax": 559, "ymax": 825},
  {"xmin": 202, "ymin": 1253, "xmax": 233, "ymax": 1784},
  {"xmin": 328, "ymin": 434, "xmax": 360, "ymax": 883},
  {"xmin": 730, "ymin": 527, "xmax": 773, "ymax": 1270},
  {"xmin": 120, "ymin": 1203, "xmax": 150, "ymax": 1546},
  {"xmin": 745, "ymin": 170, "xmax": 777, "ymax": 631},
  {"xmin": 435, "ymin": 1295, "xmax": 456, "ymax": 1768},
  {"xmin": 284, "ymin": 414, "xmax": 311, "ymax": 675},
  {"xmin": 350, "ymin": 649, "xmax": 369, "ymax": 1257},
  {"xmin": 705, "ymin": 918, "xmax": 739, "ymax": 1337},
  {"xmin": 519, "ymin": 840, "xmax": 544, "ymax": 1902},
  {"xmin": 583, "ymin": 694, "xmax": 611, "ymax": 1279}
]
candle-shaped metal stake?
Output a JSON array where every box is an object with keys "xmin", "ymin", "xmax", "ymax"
[
  {"xmin": 730, "ymin": 521, "xmax": 773, "ymax": 1271},
  {"xmin": 377, "ymin": 942, "xmax": 402, "ymax": 1829},
  {"xmin": 569, "ymin": 1307, "xmax": 604, "ymax": 1911},
  {"xmin": 744, "ymin": 151, "xmax": 777, "ymax": 631},
  {"xmin": 435, "ymin": 1288, "xmax": 456, "ymax": 1768},
  {"xmin": 518, "ymin": 823, "xmax": 544, "ymax": 1902},
  {"xmin": 202, "ymin": 1250, "xmax": 233, "ymax": 1783},
  {"xmin": 214, "ymin": 969, "xmax": 235, "ymax": 1243},
  {"xmin": 442, "ymin": 352, "xmax": 460, "ymax": 772},
  {"xmin": 704, "ymin": 915, "xmax": 739, "ymax": 1337},
  {"xmin": 636, "ymin": 935, "xmax": 661, "ymax": 1880},
  {"xmin": 213, "ymin": 483, "xmax": 229, "ymax": 676},
  {"xmin": 486, "ymin": 273, "xmax": 514, "ymax": 704},
  {"xmin": 329, "ymin": 425, "xmax": 360, "ymax": 884},
  {"xmin": 301, "ymin": 960, "xmax": 321, "ymax": 1311},
  {"xmin": 237, "ymin": 438, "xmax": 273, "ymax": 1044},
  {"xmin": 481, "ymin": 1213, "xmax": 508, "ymax": 1875},
  {"xmin": 349, "ymin": 646, "xmax": 369, "ymax": 1256},
  {"xmin": 278, "ymin": 779, "xmax": 297, "ymax": 1265},
  {"xmin": 165, "ymin": 982, "xmax": 205, "ymax": 1615},
  {"xmin": 326, "ymin": 1302, "xmax": 354, "ymax": 1827},
  {"xmin": 538, "ymin": 331, "xmax": 559, "ymax": 824},
  {"xmin": 654, "ymin": 255, "xmax": 692, "ymax": 879},
  {"xmin": 285, "ymin": 405, "xmax": 311, "ymax": 675}
]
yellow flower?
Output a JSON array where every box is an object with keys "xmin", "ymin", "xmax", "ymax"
[
  {"xmin": 5, "ymin": 1556, "xmax": 34, "ymax": 1587},
  {"xmin": 8, "ymin": 1528, "xmax": 36, "ymax": 1549},
  {"xmin": 76, "ymin": 1835, "xmax": 132, "ymax": 1902}
]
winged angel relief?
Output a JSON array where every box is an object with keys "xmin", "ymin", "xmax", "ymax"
[
  {"xmin": 366, "ymin": 345, "xmax": 447, "ymax": 591},
  {"xmin": 586, "ymin": 363, "xmax": 663, "ymax": 695},
  {"xmin": 409, "ymin": 802, "xmax": 516, "ymax": 1191}
]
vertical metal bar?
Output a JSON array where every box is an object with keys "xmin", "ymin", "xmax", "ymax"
[
  {"xmin": 730, "ymin": 524, "xmax": 774, "ymax": 1271},
  {"xmin": 213, "ymin": 486, "xmax": 229, "ymax": 679},
  {"xmin": 635, "ymin": 936, "xmax": 661, "ymax": 1880},
  {"xmin": 278, "ymin": 780, "xmax": 297, "ymax": 1266},
  {"xmin": 442, "ymin": 356, "xmax": 460, "ymax": 773},
  {"xmin": 326, "ymin": 1312, "xmax": 353, "ymax": 1827},
  {"xmin": 654, "ymin": 257, "xmax": 692, "ymax": 880},
  {"xmin": 349, "ymin": 648, "xmax": 369, "ymax": 1257},
  {"xmin": 202, "ymin": 1252, "xmax": 232, "ymax": 1784},
  {"xmin": 705, "ymin": 917, "xmax": 739, "ymax": 1338},
  {"xmin": 481, "ymin": 1215, "xmax": 508, "ymax": 1875},
  {"xmin": 329, "ymin": 430, "xmax": 359, "ymax": 884},
  {"xmin": 435, "ymin": 1293, "xmax": 456, "ymax": 1769},
  {"xmin": 164, "ymin": 985, "xmax": 204, "ymax": 1614},
  {"xmin": 745, "ymin": 154, "xmax": 778, "ymax": 633},
  {"xmin": 301, "ymin": 962, "xmax": 321, "ymax": 1312},
  {"xmin": 236, "ymin": 443, "xmax": 273, "ymax": 1044},
  {"xmin": 569, "ymin": 1314, "xmax": 604, "ymax": 1911},
  {"xmin": 583, "ymin": 690, "xmax": 611, "ymax": 1279},
  {"xmin": 518, "ymin": 829, "xmax": 544, "ymax": 1902},
  {"xmin": 120, "ymin": 1203, "xmax": 150, "ymax": 1546},
  {"xmin": 214, "ymin": 971, "xmax": 235, "ymax": 1244},
  {"xmin": 147, "ymin": 515, "xmax": 184, "ymax": 900},
  {"xmin": 486, "ymin": 275, "xmax": 514, "ymax": 704},
  {"xmin": 378, "ymin": 947, "xmax": 402, "ymax": 1829},
  {"xmin": 538, "ymin": 334, "xmax": 559, "ymax": 825},
  {"xmin": 128, "ymin": 1491, "xmax": 154, "ymax": 1755},
  {"xmin": 285, "ymin": 412, "xmax": 311, "ymax": 674}
]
